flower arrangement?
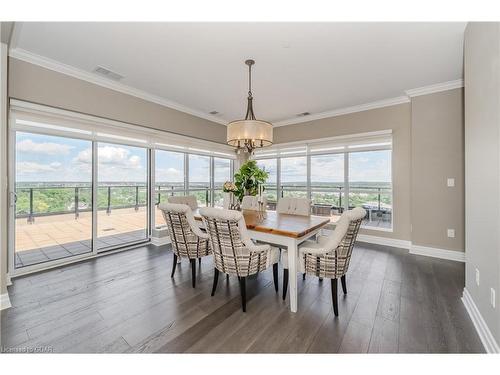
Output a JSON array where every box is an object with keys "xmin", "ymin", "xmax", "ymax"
[{"xmin": 223, "ymin": 181, "xmax": 237, "ymax": 193}]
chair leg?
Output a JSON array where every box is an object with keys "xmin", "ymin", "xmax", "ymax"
[
  {"xmin": 190, "ymin": 259, "xmax": 196, "ymax": 288},
  {"xmin": 226, "ymin": 274, "xmax": 229, "ymax": 281},
  {"xmin": 239, "ymin": 277, "xmax": 247, "ymax": 312},
  {"xmin": 282, "ymin": 269, "xmax": 289, "ymax": 300},
  {"xmin": 273, "ymin": 263, "xmax": 279, "ymax": 292},
  {"xmin": 319, "ymin": 277, "xmax": 323, "ymax": 282},
  {"xmin": 211, "ymin": 269, "xmax": 219, "ymax": 296},
  {"xmin": 199, "ymin": 258, "xmax": 202, "ymax": 266},
  {"xmin": 341, "ymin": 275, "xmax": 347, "ymax": 294},
  {"xmin": 302, "ymin": 273, "xmax": 306, "ymax": 280},
  {"xmin": 171, "ymin": 254, "xmax": 178, "ymax": 278},
  {"xmin": 331, "ymin": 278, "xmax": 339, "ymax": 316}
]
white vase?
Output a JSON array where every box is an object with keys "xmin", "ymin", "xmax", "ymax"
[{"xmin": 223, "ymin": 192, "xmax": 232, "ymax": 210}]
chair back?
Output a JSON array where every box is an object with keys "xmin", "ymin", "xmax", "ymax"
[
  {"xmin": 199, "ymin": 207, "xmax": 267, "ymax": 276},
  {"xmin": 304, "ymin": 207, "xmax": 365, "ymax": 278},
  {"xmin": 158, "ymin": 203, "xmax": 208, "ymax": 259},
  {"xmin": 276, "ymin": 197, "xmax": 311, "ymax": 216},
  {"xmin": 167, "ymin": 195, "xmax": 198, "ymax": 210},
  {"xmin": 241, "ymin": 195, "xmax": 267, "ymax": 211}
]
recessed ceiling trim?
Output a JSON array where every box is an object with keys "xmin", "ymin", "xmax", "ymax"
[
  {"xmin": 405, "ymin": 79, "xmax": 464, "ymax": 97},
  {"xmin": 273, "ymin": 96, "xmax": 411, "ymax": 127},
  {"xmin": 8, "ymin": 47, "xmax": 227, "ymax": 126}
]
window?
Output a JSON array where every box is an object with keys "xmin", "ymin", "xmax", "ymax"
[
  {"xmin": 256, "ymin": 158, "xmax": 277, "ymax": 209},
  {"xmin": 213, "ymin": 158, "xmax": 232, "ymax": 207},
  {"xmin": 155, "ymin": 150, "xmax": 185, "ymax": 228},
  {"xmin": 280, "ymin": 156, "xmax": 307, "ymax": 199},
  {"xmin": 14, "ymin": 132, "xmax": 93, "ymax": 268},
  {"xmin": 253, "ymin": 132, "xmax": 393, "ymax": 230},
  {"xmin": 349, "ymin": 150, "xmax": 392, "ymax": 229},
  {"xmin": 188, "ymin": 154, "xmax": 211, "ymax": 206},
  {"xmin": 9, "ymin": 101, "xmax": 236, "ymax": 274},
  {"xmin": 310, "ymin": 154, "xmax": 345, "ymax": 216},
  {"xmin": 96, "ymin": 142, "xmax": 149, "ymax": 250}
]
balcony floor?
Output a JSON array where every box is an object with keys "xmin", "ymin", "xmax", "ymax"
[{"xmin": 14, "ymin": 207, "xmax": 164, "ymax": 268}]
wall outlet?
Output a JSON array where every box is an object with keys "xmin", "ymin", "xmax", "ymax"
[
  {"xmin": 475, "ymin": 268, "xmax": 480, "ymax": 286},
  {"xmin": 491, "ymin": 288, "xmax": 496, "ymax": 308},
  {"xmin": 447, "ymin": 229, "xmax": 455, "ymax": 238},
  {"xmin": 447, "ymin": 178, "xmax": 455, "ymax": 187}
]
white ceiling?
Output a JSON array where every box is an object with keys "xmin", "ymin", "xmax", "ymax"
[{"xmin": 11, "ymin": 22, "xmax": 466, "ymax": 125}]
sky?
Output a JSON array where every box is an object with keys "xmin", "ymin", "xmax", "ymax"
[
  {"xmin": 16, "ymin": 133, "xmax": 232, "ymax": 185},
  {"xmin": 16, "ymin": 133, "xmax": 389, "ymax": 185},
  {"xmin": 257, "ymin": 150, "xmax": 391, "ymax": 184}
]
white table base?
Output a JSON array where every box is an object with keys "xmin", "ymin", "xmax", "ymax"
[{"xmin": 247, "ymin": 228, "xmax": 322, "ymax": 313}]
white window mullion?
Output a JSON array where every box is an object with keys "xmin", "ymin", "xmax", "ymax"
[{"xmin": 344, "ymin": 152, "xmax": 349, "ymax": 212}]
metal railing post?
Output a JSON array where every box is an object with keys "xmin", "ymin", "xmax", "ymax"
[
  {"xmin": 135, "ymin": 186, "xmax": 139, "ymax": 211},
  {"xmin": 378, "ymin": 188, "xmax": 381, "ymax": 211},
  {"xmin": 28, "ymin": 188, "xmax": 34, "ymax": 224},
  {"xmin": 106, "ymin": 186, "xmax": 111, "ymax": 215},
  {"xmin": 157, "ymin": 186, "xmax": 161, "ymax": 205},
  {"xmin": 338, "ymin": 186, "xmax": 342, "ymax": 211},
  {"xmin": 75, "ymin": 187, "xmax": 79, "ymax": 219},
  {"xmin": 205, "ymin": 188, "xmax": 209, "ymax": 207}
]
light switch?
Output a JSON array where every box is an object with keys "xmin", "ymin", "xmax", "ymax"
[
  {"xmin": 491, "ymin": 288, "xmax": 496, "ymax": 308},
  {"xmin": 447, "ymin": 229, "xmax": 455, "ymax": 238},
  {"xmin": 476, "ymin": 268, "xmax": 480, "ymax": 286},
  {"xmin": 447, "ymin": 178, "xmax": 455, "ymax": 187}
]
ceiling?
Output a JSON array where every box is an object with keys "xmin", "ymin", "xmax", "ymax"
[{"xmin": 10, "ymin": 22, "xmax": 466, "ymax": 125}]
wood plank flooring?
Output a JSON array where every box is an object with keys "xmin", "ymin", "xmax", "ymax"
[{"xmin": 0, "ymin": 242, "xmax": 484, "ymax": 353}]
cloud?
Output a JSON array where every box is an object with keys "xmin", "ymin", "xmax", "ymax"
[
  {"xmin": 17, "ymin": 139, "xmax": 74, "ymax": 155},
  {"xmin": 156, "ymin": 167, "xmax": 184, "ymax": 182},
  {"xmin": 17, "ymin": 161, "xmax": 62, "ymax": 174},
  {"xmin": 74, "ymin": 146, "xmax": 142, "ymax": 169}
]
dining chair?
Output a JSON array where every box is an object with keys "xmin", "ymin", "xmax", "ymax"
[
  {"xmin": 241, "ymin": 195, "xmax": 267, "ymax": 211},
  {"xmin": 167, "ymin": 195, "xmax": 199, "ymax": 210},
  {"xmin": 286, "ymin": 207, "xmax": 366, "ymax": 316},
  {"xmin": 158, "ymin": 202, "xmax": 211, "ymax": 288},
  {"xmin": 199, "ymin": 207, "xmax": 280, "ymax": 312}
]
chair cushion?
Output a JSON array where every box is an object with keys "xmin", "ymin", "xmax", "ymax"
[{"xmin": 276, "ymin": 197, "xmax": 311, "ymax": 216}]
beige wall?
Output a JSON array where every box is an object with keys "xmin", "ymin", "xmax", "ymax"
[
  {"xmin": 8, "ymin": 58, "xmax": 227, "ymax": 144},
  {"xmin": 274, "ymin": 104, "xmax": 412, "ymax": 242},
  {"xmin": 274, "ymin": 91, "xmax": 466, "ymax": 253},
  {"xmin": 464, "ymin": 22, "xmax": 500, "ymax": 344},
  {"xmin": 411, "ymin": 88, "xmax": 465, "ymax": 251}
]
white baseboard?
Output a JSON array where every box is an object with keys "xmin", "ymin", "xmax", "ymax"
[
  {"xmin": 6, "ymin": 273, "xmax": 12, "ymax": 286},
  {"xmin": 151, "ymin": 236, "xmax": 171, "ymax": 246},
  {"xmin": 357, "ymin": 234, "xmax": 411, "ymax": 250},
  {"xmin": 355, "ymin": 234, "xmax": 465, "ymax": 263},
  {"xmin": 410, "ymin": 244, "xmax": 465, "ymax": 262},
  {"xmin": 1, "ymin": 292, "xmax": 11, "ymax": 310},
  {"xmin": 462, "ymin": 288, "xmax": 499, "ymax": 353}
]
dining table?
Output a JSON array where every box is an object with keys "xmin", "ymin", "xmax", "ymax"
[{"xmin": 193, "ymin": 208, "xmax": 333, "ymax": 313}]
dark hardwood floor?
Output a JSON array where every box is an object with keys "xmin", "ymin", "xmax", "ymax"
[{"xmin": 0, "ymin": 242, "xmax": 484, "ymax": 353}]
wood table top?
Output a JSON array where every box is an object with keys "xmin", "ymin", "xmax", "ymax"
[{"xmin": 194, "ymin": 209, "xmax": 334, "ymax": 238}]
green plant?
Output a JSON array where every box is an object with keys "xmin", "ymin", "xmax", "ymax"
[{"xmin": 233, "ymin": 160, "xmax": 269, "ymax": 202}]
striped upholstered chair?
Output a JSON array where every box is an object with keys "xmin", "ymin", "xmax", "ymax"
[
  {"xmin": 158, "ymin": 203, "xmax": 211, "ymax": 288},
  {"xmin": 296, "ymin": 207, "xmax": 366, "ymax": 316},
  {"xmin": 199, "ymin": 207, "xmax": 280, "ymax": 312}
]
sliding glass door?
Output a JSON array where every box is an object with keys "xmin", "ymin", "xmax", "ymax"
[
  {"xmin": 13, "ymin": 132, "xmax": 93, "ymax": 269},
  {"xmin": 96, "ymin": 142, "xmax": 149, "ymax": 251}
]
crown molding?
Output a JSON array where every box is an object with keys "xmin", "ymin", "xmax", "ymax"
[
  {"xmin": 273, "ymin": 96, "xmax": 410, "ymax": 127},
  {"xmin": 405, "ymin": 79, "xmax": 464, "ymax": 97},
  {"xmin": 8, "ymin": 43, "xmax": 463, "ymax": 129},
  {"xmin": 8, "ymin": 47, "xmax": 227, "ymax": 126}
]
